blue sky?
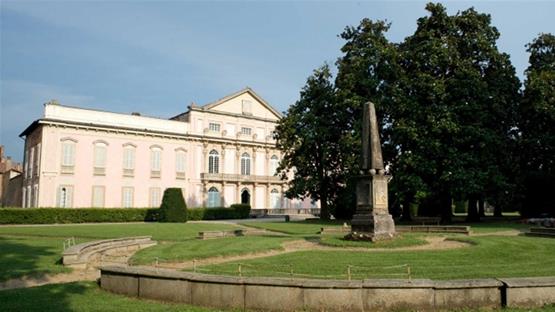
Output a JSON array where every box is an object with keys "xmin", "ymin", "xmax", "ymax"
[{"xmin": 1, "ymin": 1, "xmax": 553, "ymax": 161}]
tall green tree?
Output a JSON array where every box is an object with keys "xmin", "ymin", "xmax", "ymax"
[
  {"xmin": 395, "ymin": 3, "xmax": 520, "ymax": 222},
  {"xmin": 519, "ymin": 33, "xmax": 555, "ymax": 217},
  {"xmin": 274, "ymin": 64, "xmax": 348, "ymax": 220}
]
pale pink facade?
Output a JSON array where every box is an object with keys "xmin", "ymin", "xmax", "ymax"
[{"xmin": 20, "ymin": 88, "xmax": 317, "ymax": 211}]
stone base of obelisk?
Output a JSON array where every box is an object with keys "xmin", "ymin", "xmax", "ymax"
[{"xmin": 345, "ymin": 213, "xmax": 396, "ymax": 241}]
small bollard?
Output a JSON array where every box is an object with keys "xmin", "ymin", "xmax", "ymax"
[
  {"xmin": 407, "ymin": 265, "xmax": 412, "ymax": 283},
  {"xmin": 193, "ymin": 259, "xmax": 197, "ymax": 272},
  {"xmin": 238, "ymin": 264, "xmax": 242, "ymax": 277},
  {"xmin": 347, "ymin": 265, "xmax": 352, "ymax": 280}
]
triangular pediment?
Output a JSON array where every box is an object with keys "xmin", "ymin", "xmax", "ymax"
[{"xmin": 202, "ymin": 88, "xmax": 282, "ymax": 120}]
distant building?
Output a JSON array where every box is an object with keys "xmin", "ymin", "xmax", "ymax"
[
  {"xmin": 19, "ymin": 88, "xmax": 316, "ymax": 211},
  {"xmin": 0, "ymin": 145, "xmax": 23, "ymax": 207}
]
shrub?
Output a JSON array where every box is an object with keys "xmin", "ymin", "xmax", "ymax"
[
  {"xmin": 0, "ymin": 208, "xmax": 159, "ymax": 224},
  {"xmin": 187, "ymin": 204, "xmax": 251, "ymax": 221},
  {"xmin": 159, "ymin": 188, "xmax": 187, "ymax": 222}
]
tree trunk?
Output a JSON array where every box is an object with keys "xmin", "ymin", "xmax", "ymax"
[
  {"xmin": 400, "ymin": 196, "xmax": 413, "ymax": 221},
  {"xmin": 493, "ymin": 204, "xmax": 503, "ymax": 217},
  {"xmin": 478, "ymin": 198, "xmax": 485, "ymax": 217},
  {"xmin": 319, "ymin": 190, "xmax": 330, "ymax": 220},
  {"xmin": 440, "ymin": 191, "xmax": 452, "ymax": 224},
  {"xmin": 466, "ymin": 196, "xmax": 480, "ymax": 222}
]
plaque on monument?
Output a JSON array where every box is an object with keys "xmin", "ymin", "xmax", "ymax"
[{"xmin": 346, "ymin": 102, "xmax": 396, "ymax": 241}]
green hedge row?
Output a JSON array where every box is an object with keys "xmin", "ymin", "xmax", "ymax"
[
  {"xmin": 0, "ymin": 204, "xmax": 251, "ymax": 224},
  {"xmin": 188, "ymin": 204, "xmax": 251, "ymax": 220},
  {"xmin": 0, "ymin": 208, "xmax": 160, "ymax": 224}
]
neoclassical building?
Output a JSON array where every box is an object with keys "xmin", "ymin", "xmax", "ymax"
[{"xmin": 19, "ymin": 88, "xmax": 314, "ymax": 210}]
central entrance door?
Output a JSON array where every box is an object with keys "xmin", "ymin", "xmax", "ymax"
[{"xmin": 241, "ymin": 189, "xmax": 250, "ymax": 205}]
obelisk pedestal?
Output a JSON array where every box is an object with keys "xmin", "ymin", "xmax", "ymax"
[
  {"xmin": 348, "ymin": 172, "xmax": 395, "ymax": 241},
  {"xmin": 346, "ymin": 101, "xmax": 396, "ymax": 241}
]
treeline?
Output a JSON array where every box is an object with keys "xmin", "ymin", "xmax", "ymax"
[{"xmin": 275, "ymin": 3, "xmax": 555, "ymax": 222}]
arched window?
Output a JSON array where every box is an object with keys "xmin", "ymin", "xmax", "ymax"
[
  {"xmin": 60, "ymin": 138, "xmax": 76, "ymax": 174},
  {"xmin": 93, "ymin": 142, "xmax": 107, "ymax": 175},
  {"xmin": 175, "ymin": 149, "xmax": 186, "ymax": 179},
  {"xmin": 270, "ymin": 155, "xmax": 279, "ymax": 175},
  {"xmin": 241, "ymin": 153, "xmax": 251, "ymax": 175},
  {"xmin": 150, "ymin": 146, "xmax": 162, "ymax": 178},
  {"xmin": 207, "ymin": 187, "xmax": 220, "ymax": 208},
  {"xmin": 270, "ymin": 189, "xmax": 281, "ymax": 209},
  {"xmin": 208, "ymin": 150, "xmax": 219, "ymax": 174},
  {"xmin": 122, "ymin": 144, "xmax": 136, "ymax": 176}
]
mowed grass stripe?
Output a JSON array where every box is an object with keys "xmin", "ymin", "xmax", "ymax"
[
  {"xmin": 198, "ymin": 236, "xmax": 555, "ymax": 280},
  {"xmin": 0, "ymin": 223, "xmax": 239, "ymax": 241}
]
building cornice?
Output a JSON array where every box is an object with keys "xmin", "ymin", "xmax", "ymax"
[{"xmin": 24, "ymin": 118, "xmax": 278, "ymax": 149}]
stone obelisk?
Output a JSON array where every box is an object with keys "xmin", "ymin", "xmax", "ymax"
[{"xmin": 347, "ymin": 102, "xmax": 396, "ymax": 241}]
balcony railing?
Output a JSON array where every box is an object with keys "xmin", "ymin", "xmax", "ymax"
[{"xmin": 201, "ymin": 173, "xmax": 283, "ymax": 184}]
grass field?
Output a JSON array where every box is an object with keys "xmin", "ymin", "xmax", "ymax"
[
  {"xmin": 197, "ymin": 235, "xmax": 555, "ymax": 280},
  {"xmin": 318, "ymin": 233, "xmax": 427, "ymax": 248},
  {"xmin": 0, "ymin": 222, "xmax": 238, "ymax": 281},
  {"xmin": 0, "ymin": 222, "xmax": 239, "ymax": 241},
  {"xmin": 130, "ymin": 235, "xmax": 293, "ymax": 265}
]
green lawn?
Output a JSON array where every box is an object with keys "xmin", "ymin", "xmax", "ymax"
[
  {"xmin": 0, "ymin": 222, "xmax": 238, "ymax": 281},
  {"xmin": 197, "ymin": 236, "xmax": 555, "ymax": 280},
  {"xmin": 463, "ymin": 222, "xmax": 530, "ymax": 233},
  {"xmin": 131, "ymin": 236, "xmax": 293, "ymax": 265},
  {"xmin": 319, "ymin": 233, "xmax": 427, "ymax": 248},
  {"xmin": 0, "ymin": 222, "xmax": 239, "ymax": 241},
  {"xmin": 0, "ymin": 281, "xmax": 229, "ymax": 312},
  {"xmin": 240, "ymin": 219, "xmax": 344, "ymax": 235}
]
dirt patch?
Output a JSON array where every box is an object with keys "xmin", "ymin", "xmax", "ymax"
[
  {"xmin": 152, "ymin": 236, "xmax": 470, "ymax": 270},
  {"xmin": 0, "ymin": 269, "xmax": 99, "ymax": 291}
]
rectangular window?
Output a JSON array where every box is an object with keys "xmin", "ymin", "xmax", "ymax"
[
  {"xmin": 92, "ymin": 186, "xmax": 105, "ymax": 208},
  {"xmin": 94, "ymin": 144, "xmax": 107, "ymax": 175},
  {"xmin": 175, "ymin": 151, "xmax": 186, "ymax": 179},
  {"xmin": 149, "ymin": 187, "xmax": 161, "ymax": 208},
  {"xmin": 61, "ymin": 142, "xmax": 76, "ymax": 174},
  {"xmin": 123, "ymin": 147, "xmax": 135, "ymax": 177},
  {"xmin": 57, "ymin": 185, "xmax": 74, "ymax": 208},
  {"xmin": 242, "ymin": 100, "xmax": 252, "ymax": 115},
  {"xmin": 241, "ymin": 127, "xmax": 252, "ymax": 135},
  {"xmin": 122, "ymin": 187, "xmax": 134, "ymax": 208},
  {"xmin": 151, "ymin": 149, "xmax": 161, "ymax": 178},
  {"xmin": 208, "ymin": 122, "xmax": 221, "ymax": 132}
]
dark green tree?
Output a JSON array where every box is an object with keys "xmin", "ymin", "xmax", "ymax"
[
  {"xmin": 395, "ymin": 3, "xmax": 520, "ymax": 223},
  {"xmin": 274, "ymin": 64, "xmax": 348, "ymax": 220},
  {"xmin": 159, "ymin": 188, "xmax": 188, "ymax": 222},
  {"xmin": 519, "ymin": 33, "xmax": 555, "ymax": 217}
]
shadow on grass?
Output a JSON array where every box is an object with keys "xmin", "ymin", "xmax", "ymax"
[
  {"xmin": 0, "ymin": 281, "xmax": 89, "ymax": 312},
  {"xmin": 0, "ymin": 236, "xmax": 64, "ymax": 282}
]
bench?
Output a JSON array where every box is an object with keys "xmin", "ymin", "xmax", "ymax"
[
  {"xmin": 525, "ymin": 227, "xmax": 555, "ymax": 238},
  {"xmin": 396, "ymin": 225, "xmax": 471, "ymax": 235},
  {"xmin": 62, "ymin": 236, "xmax": 156, "ymax": 269}
]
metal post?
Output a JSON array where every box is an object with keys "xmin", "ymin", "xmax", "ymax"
[
  {"xmin": 407, "ymin": 265, "xmax": 412, "ymax": 283},
  {"xmin": 348, "ymin": 265, "xmax": 352, "ymax": 281},
  {"xmin": 238, "ymin": 264, "xmax": 242, "ymax": 277},
  {"xmin": 193, "ymin": 259, "xmax": 197, "ymax": 272}
]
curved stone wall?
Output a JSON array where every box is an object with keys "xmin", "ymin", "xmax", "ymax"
[
  {"xmin": 100, "ymin": 266, "xmax": 555, "ymax": 311},
  {"xmin": 63, "ymin": 236, "xmax": 156, "ymax": 269}
]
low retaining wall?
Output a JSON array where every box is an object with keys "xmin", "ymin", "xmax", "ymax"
[
  {"xmin": 99, "ymin": 266, "xmax": 554, "ymax": 311},
  {"xmin": 63, "ymin": 236, "xmax": 156, "ymax": 269}
]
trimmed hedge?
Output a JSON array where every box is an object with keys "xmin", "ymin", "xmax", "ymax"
[
  {"xmin": 188, "ymin": 204, "xmax": 251, "ymax": 221},
  {"xmin": 0, "ymin": 208, "xmax": 159, "ymax": 224},
  {"xmin": 0, "ymin": 204, "xmax": 251, "ymax": 224},
  {"xmin": 159, "ymin": 188, "xmax": 187, "ymax": 222}
]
